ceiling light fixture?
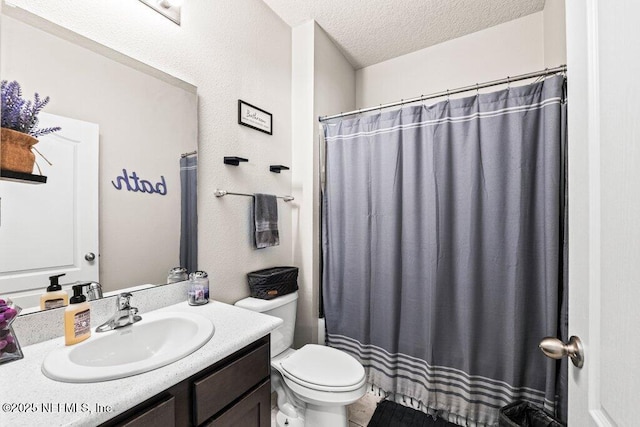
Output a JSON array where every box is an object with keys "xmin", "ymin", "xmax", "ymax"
[{"xmin": 138, "ymin": 0, "xmax": 182, "ymax": 25}]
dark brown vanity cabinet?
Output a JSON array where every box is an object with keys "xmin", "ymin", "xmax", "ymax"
[{"xmin": 101, "ymin": 336, "xmax": 271, "ymax": 427}]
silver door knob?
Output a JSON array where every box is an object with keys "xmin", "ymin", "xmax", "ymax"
[
  {"xmin": 539, "ymin": 335, "xmax": 584, "ymax": 368},
  {"xmin": 85, "ymin": 252, "xmax": 96, "ymax": 262}
]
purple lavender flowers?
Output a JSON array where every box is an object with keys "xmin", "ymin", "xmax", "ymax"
[{"xmin": 1, "ymin": 80, "xmax": 61, "ymax": 137}]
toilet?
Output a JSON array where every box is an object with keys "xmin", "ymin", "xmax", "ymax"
[{"xmin": 235, "ymin": 291, "xmax": 366, "ymax": 427}]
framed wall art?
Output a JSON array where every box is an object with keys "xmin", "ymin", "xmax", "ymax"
[{"xmin": 238, "ymin": 100, "xmax": 272, "ymax": 135}]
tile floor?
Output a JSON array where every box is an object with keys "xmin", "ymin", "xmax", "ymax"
[
  {"xmin": 347, "ymin": 392, "xmax": 383, "ymax": 427},
  {"xmin": 270, "ymin": 390, "xmax": 382, "ymax": 427}
]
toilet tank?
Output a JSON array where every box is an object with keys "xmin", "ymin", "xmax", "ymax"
[{"xmin": 234, "ymin": 291, "xmax": 298, "ymax": 357}]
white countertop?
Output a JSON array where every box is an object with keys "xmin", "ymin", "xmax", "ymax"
[{"xmin": 0, "ymin": 300, "xmax": 282, "ymax": 427}]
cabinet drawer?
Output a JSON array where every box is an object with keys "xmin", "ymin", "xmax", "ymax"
[
  {"xmin": 118, "ymin": 394, "xmax": 175, "ymax": 427},
  {"xmin": 193, "ymin": 341, "xmax": 270, "ymax": 425},
  {"xmin": 203, "ymin": 379, "xmax": 270, "ymax": 427}
]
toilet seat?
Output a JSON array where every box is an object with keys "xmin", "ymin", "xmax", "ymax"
[{"xmin": 280, "ymin": 344, "xmax": 366, "ymax": 392}]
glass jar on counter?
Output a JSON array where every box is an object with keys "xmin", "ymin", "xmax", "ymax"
[
  {"xmin": 0, "ymin": 298, "xmax": 23, "ymax": 365},
  {"xmin": 167, "ymin": 267, "xmax": 188, "ymax": 284},
  {"xmin": 188, "ymin": 271, "xmax": 209, "ymax": 306}
]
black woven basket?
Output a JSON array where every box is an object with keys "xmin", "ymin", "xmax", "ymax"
[{"xmin": 247, "ymin": 266, "xmax": 299, "ymax": 300}]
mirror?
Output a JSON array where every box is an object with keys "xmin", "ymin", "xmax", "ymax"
[{"xmin": 0, "ymin": 8, "xmax": 198, "ymax": 314}]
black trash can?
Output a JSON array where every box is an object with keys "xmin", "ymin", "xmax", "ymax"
[{"xmin": 499, "ymin": 401, "xmax": 564, "ymax": 427}]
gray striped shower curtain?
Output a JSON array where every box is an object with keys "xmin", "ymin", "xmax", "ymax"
[{"xmin": 322, "ymin": 76, "xmax": 567, "ymax": 426}]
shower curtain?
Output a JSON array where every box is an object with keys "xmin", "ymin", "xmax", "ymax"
[
  {"xmin": 180, "ymin": 154, "xmax": 198, "ymax": 273},
  {"xmin": 322, "ymin": 76, "xmax": 567, "ymax": 426}
]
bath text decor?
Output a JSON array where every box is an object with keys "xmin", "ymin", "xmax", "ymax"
[
  {"xmin": 238, "ymin": 100, "xmax": 272, "ymax": 135},
  {"xmin": 111, "ymin": 168, "xmax": 167, "ymax": 195}
]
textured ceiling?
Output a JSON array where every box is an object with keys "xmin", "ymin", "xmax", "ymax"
[{"xmin": 262, "ymin": 0, "xmax": 546, "ymax": 69}]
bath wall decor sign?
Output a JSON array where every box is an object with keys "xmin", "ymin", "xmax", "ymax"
[
  {"xmin": 238, "ymin": 100, "xmax": 272, "ymax": 135},
  {"xmin": 111, "ymin": 168, "xmax": 167, "ymax": 195}
]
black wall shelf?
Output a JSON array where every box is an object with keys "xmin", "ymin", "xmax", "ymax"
[
  {"xmin": 269, "ymin": 165, "xmax": 290, "ymax": 173},
  {"xmin": 0, "ymin": 169, "xmax": 47, "ymax": 184},
  {"xmin": 224, "ymin": 156, "xmax": 249, "ymax": 166}
]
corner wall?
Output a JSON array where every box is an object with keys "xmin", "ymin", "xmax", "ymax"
[
  {"xmin": 544, "ymin": 0, "xmax": 567, "ymax": 68},
  {"xmin": 5, "ymin": 0, "xmax": 293, "ymax": 304},
  {"xmin": 291, "ymin": 21, "xmax": 355, "ymax": 347}
]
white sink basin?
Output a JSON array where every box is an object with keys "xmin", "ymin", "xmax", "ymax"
[{"xmin": 42, "ymin": 311, "xmax": 214, "ymax": 383}]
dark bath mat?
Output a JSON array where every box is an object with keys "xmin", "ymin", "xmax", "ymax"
[{"xmin": 368, "ymin": 400, "xmax": 459, "ymax": 427}]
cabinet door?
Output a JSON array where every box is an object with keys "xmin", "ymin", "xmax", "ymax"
[
  {"xmin": 204, "ymin": 380, "xmax": 270, "ymax": 427},
  {"xmin": 193, "ymin": 341, "xmax": 269, "ymax": 425},
  {"xmin": 118, "ymin": 395, "xmax": 175, "ymax": 427}
]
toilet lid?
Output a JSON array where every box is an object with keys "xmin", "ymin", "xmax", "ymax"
[{"xmin": 280, "ymin": 344, "xmax": 365, "ymax": 389}]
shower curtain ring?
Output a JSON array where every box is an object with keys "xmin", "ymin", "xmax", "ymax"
[
  {"xmin": 475, "ymin": 83, "xmax": 479, "ymax": 96},
  {"xmin": 446, "ymin": 89, "xmax": 450, "ymax": 101},
  {"xmin": 507, "ymin": 76, "xmax": 511, "ymax": 89},
  {"xmin": 535, "ymin": 68, "xmax": 549, "ymax": 84}
]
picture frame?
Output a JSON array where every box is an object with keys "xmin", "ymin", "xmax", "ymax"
[{"xmin": 238, "ymin": 100, "xmax": 272, "ymax": 135}]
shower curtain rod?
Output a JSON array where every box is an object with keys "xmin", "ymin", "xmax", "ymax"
[{"xmin": 319, "ymin": 64, "xmax": 567, "ymax": 122}]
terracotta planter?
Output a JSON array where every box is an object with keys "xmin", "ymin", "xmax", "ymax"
[{"xmin": 1, "ymin": 128, "xmax": 38, "ymax": 174}]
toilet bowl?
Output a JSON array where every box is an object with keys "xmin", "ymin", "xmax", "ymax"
[{"xmin": 235, "ymin": 292, "xmax": 366, "ymax": 427}]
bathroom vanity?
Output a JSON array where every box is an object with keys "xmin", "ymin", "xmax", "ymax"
[
  {"xmin": 102, "ymin": 335, "xmax": 270, "ymax": 427},
  {"xmin": 1, "ymin": 300, "xmax": 281, "ymax": 427}
]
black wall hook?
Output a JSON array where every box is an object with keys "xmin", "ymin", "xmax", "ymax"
[
  {"xmin": 224, "ymin": 156, "xmax": 249, "ymax": 166},
  {"xmin": 269, "ymin": 165, "xmax": 290, "ymax": 173}
]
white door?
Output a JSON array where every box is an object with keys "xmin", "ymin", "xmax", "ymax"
[
  {"xmin": 566, "ymin": 1, "xmax": 640, "ymax": 425},
  {"xmin": 0, "ymin": 113, "xmax": 99, "ymax": 296}
]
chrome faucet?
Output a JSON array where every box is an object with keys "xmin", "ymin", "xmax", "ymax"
[
  {"xmin": 82, "ymin": 281, "xmax": 103, "ymax": 301},
  {"xmin": 63, "ymin": 280, "xmax": 103, "ymax": 301},
  {"xmin": 96, "ymin": 293, "xmax": 142, "ymax": 332}
]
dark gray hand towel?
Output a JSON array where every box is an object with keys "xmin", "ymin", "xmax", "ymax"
[{"xmin": 254, "ymin": 193, "xmax": 279, "ymax": 248}]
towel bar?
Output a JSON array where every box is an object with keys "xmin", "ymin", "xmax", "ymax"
[{"xmin": 215, "ymin": 189, "xmax": 294, "ymax": 202}]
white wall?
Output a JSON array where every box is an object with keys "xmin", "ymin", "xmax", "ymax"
[
  {"xmin": 315, "ymin": 24, "xmax": 357, "ymax": 119},
  {"xmin": 291, "ymin": 21, "xmax": 355, "ymax": 346},
  {"xmin": 1, "ymin": 16, "xmax": 197, "ymax": 292},
  {"xmin": 356, "ymin": 12, "xmax": 545, "ymax": 108},
  {"xmin": 291, "ymin": 21, "xmax": 316, "ymax": 347},
  {"xmin": 4, "ymin": 0, "xmax": 293, "ymax": 304},
  {"xmin": 543, "ymin": 0, "xmax": 567, "ymax": 68}
]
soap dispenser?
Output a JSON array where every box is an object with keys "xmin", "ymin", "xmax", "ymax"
[
  {"xmin": 64, "ymin": 284, "xmax": 91, "ymax": 346},
  {"xmin": 40, "ymin": 273, "xmax": 69, "ymax": 310}
]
